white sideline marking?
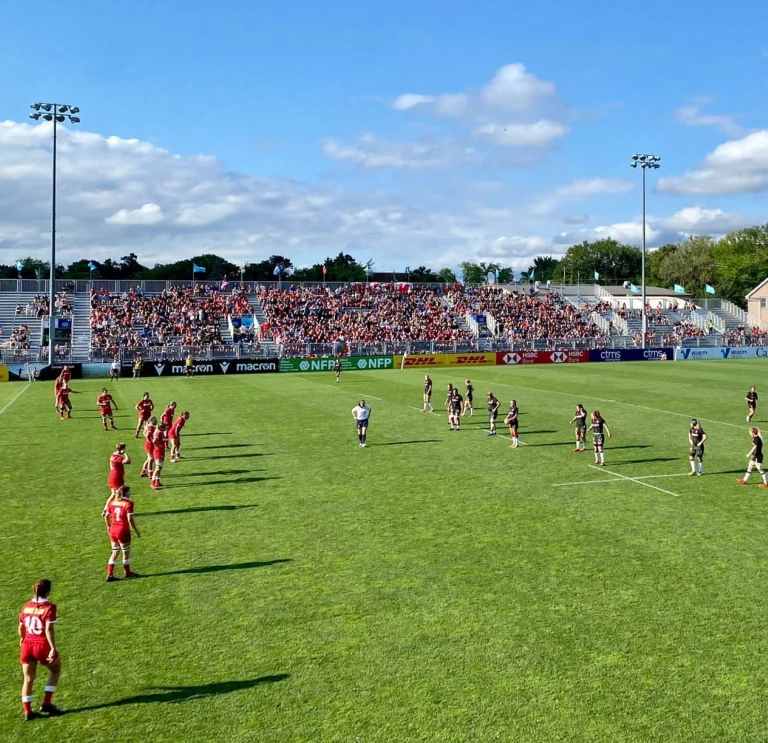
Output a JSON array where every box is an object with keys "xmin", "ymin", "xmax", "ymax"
[
  {"xmin": 359, "ymin": 394, "xmax": 383, "ymax": 401},
  {"xmin": 481, "ymin": 430, "xmax": 528, "ymax": 445},
  {"xmin": 588, "ymin": 465, "xmax": 680, "ymax": 497},
  {"xmin": 554, "ymin": 473, "xmax": 690, "ymax": 487},
  {"xmin": 408, "ymin": 406, "xmax": 440, "ymax": 415},
  {"xmin": 0, "ymin": 384, "xmax": 30, "ymax": 416}
]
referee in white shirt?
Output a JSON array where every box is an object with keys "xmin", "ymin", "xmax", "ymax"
[{"xmin": 351, "ymin": 399, "xmax": 371, "ymax": 447}]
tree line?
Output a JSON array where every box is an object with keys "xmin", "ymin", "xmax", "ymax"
[{"xmin": 3, "ymin": 223, "xmax": 767, "ymax": 308}]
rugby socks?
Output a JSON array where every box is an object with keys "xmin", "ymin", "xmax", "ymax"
[
  {"xmin": 43, "ymin": 687, "xmax": 56, "ymax": 706},
  {"xmin": 123, "ymin": 559, "xmax": 132, "ymax": 576},
  {"xmin": 107, "ymin": 561, "xmax": 115, "ymax": 577},
  {"xmin": 698, "ymin": 462, "xmax": 704, "ymax": 475},
  {"xmin": 690, "ymin": 460, "xmax": 697, "ymax": 474},
  {"xmin": 743, "ymin": 472, "xmax": 751, "ymax": 482},
  {"xmin": 762, "ymin": 472, "xmax": 767, "ymax": 485},
  {"xmin": 22, "ymin": 696, "xmax": 33, "ymax": 716},
  {"xmin": 599, "ymin": 452, "xmax": 606, "ymax": 464}
]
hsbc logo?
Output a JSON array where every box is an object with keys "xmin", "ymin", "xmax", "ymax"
[
  {"xmin": 550, "ymin": 351, "xmax": 567, "ymax": 363},
  {"xmin": 404, "ymin": 357, "xmax": 437, "ymax": 366},
  {"xmin": 456, "ymin": 355, "xmax": 487, "ymax": 365},
  {"xmin": 501, "ymin": 352, "xmax": 521, "ymax": 365}
]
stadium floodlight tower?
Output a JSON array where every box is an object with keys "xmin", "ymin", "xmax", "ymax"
[
  {"xmin": 630, "ymin": 154, "xmax": 661, "ymax": 350},
  {"xmin": 29, "ymin": 103, "xmax": 81, "ymax": 363}
]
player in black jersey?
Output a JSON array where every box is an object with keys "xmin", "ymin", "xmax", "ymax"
[
  {"xmin": 487, "ymin": 392, "xmax": 500, "ymax": 436},
  {"xmin": 569, "ymin": 404, "xmax": 587, "ymax": 452},
  {"xmin": 737, "ymin": 427, "xmax": 768, "ymax": 486},
  {"xmin": 746, "ymin": 386, "xmax": 758, "ymax": 422},
  {"xmin": 688, "ymin": 419, "xmax": 707, "ymax": 476},
  {"xmin": 444, "ymin": 384, "xmax": 454, "ymax": 426},
  {"xmin": 449, "ymin": 389, "xmax": 463, "ymax": 430},
  {"xmin": 462, "ymin": 380, "xmax": 474, "ymax": 417},
  {"xmin": 422, "ymin": 375, "xmax": 434, "ymax": 412},
  {"xmin": 333, "ymin": 359, "xmax": 341, "ymax": 383},
  {"xmin": 504, "ymin": 400, "xmax": 519, "ymax": 448},
  {"xmin": 587, "ymin": 410, "xmax": 611, "ymax": 465}
]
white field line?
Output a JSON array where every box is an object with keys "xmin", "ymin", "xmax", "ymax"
[
  {"xmin": 588, "ymin": 465, "xmax": 680, "ymax": 497},
  {"xmin": 554, "ymin": 473, "xmax": 691, "ymax": 487},
  {"xmin": 480, "ymin": 429, "xmax": 528, "ymax": 445},
  {"xmin": 407, "ymin": 406, "xmax": 441, "ymax": 415},
  {"xmin": 462, "ymin": 376, "xmax": 744, "ymax": 430},
  {"xmin": 0, "ymin": 384, "xmax": 30, "ymax": 416}
]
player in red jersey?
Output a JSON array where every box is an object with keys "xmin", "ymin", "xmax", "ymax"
[
  {"xmin": 151, "ymin": 424, "xmax": 168, "ymax": 489},
  {"xmin": 97, "ymin": 388, "xmax": 118, "ymax": 431},
  {"xmin": 134, "ymin": 392, "xmax": 154, "ymax": 438},
  {"xmin": 56, "ymin": 385, "xmax": 74, "ymax": 420},
  {"xmin": 18, "ymin": 579, "xmax": 63, "ymax": 720},
  {"xmin": 59, "ymin": 366, "xmax": 71, "ymax": 384},
  {"xmin": 169, "ymin": 411, "xmax": 190, "ymax": 463},
  {"xmin": 104, "ymin": 486, "xmax": 141, "ymax": 581},
  {"xmin": 53, "ymin": 376, "xmax": 64, "ymax": 411},
  {"xmin": 107, "ymin": 443, "xmax": 131, "ymax": 498},
  {"xmin": 161, "ymin": 401, "xmax": 176, "ymax": 430},
  {"xmin": 140, "ymin": 417, "xmax": 158, "ymax": 478}
]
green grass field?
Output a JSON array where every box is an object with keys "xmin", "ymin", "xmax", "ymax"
[{"xmin": 2, "ymin": 361, "xmax": 768, "ymax": 742}]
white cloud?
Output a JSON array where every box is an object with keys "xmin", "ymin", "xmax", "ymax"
[
  {"xmin": 106, "ymin": 203, "xmax": 164, "ymax": 226},
  {"xmin": 0, "ymin": 120, "xmax": 751, "ymax": 274},
  {"xmin": 531, "ymin": 177, "xmax": 633, "ymax": 215},
  {"xmin": 321, "ymin": 135, "xmax": 481, "ymax": 169},
  {"xmin": 326, "ymin": 63, "xmax": 569, "ymax": 170},
  {"xmin": 658, "ymin": 130, "xmax": 768, "ymax": 194},
  {"xmin": 674, "ymin": 103, "xmax": 743, "ymax": 138}
]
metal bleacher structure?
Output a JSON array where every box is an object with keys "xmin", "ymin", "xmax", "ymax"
[{"xmin": 0, "ymin": 278, "xmax": 765, "ymax": 365}]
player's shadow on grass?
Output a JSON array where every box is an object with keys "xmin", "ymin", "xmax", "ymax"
[
  {"xmin": 68, "ymin": 675, "xmax": 289, "ymax": 713},
  {"xmin": 142, "ymin": 504, "xmax": 259, "ymax": 517},
  {"xmin": 609, "ymin": 457, "xmax": 678, "ymax": 465},
  {"xmin": 187, "ymin": 443, "xmax": 255, "ymax": 451},
  {"xmin": 149, "ymin": 558, "xmax": 291, "ymax": 577},
  {"xmin": 192, "ymin": 452, "xmax": 273, "ymax": 461},
  {"xmin": 166, "ymin": 476, "xmax": 279, "ymax": 489},
  {"xmin": 184, "ymin": 432, "xmax": 233, "ymax": 437},
  {"xmin": 164, "ymin": 468, "xmax": 254, "ymax": 478},
  {"xmin": 380, "ymin": 439, "xmax": 439, "ymax": 446}
]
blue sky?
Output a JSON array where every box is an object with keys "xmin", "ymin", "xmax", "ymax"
[{"xmin": 1, "ymin": 0, "xmax": 767, "ymax": 271}]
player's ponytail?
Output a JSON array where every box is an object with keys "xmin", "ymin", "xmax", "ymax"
[{"xmin": 33, "ymin": 579, "xmax": 52, "ymax": 600}]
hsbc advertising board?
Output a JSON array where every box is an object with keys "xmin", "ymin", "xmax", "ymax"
[
  {"xmin": 120, "ymin": 358, "xmax": 279, "ymax": 376},
  {"xmin": 676, "ymin": 347, "xmax": 768, "ymax": 361},
  {"xmin": 495, "ymin": 350, "xmax": 589, "ymax": 365}
]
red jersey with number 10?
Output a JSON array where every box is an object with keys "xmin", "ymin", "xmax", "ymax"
[
  {"xmin": 19, "ymin": 599, "xmax": 57, "ymax": 646},
  {"xmin": 108, "ymin": 453, "xmax": 126, "ymax": 487}
]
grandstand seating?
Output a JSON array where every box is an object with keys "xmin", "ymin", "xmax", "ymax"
[{"xmin": 0, "ymin": 279, "xmax": 765, "ymax": 362}]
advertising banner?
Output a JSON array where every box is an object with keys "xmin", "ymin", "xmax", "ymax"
[
  {"xmin": 121, "ymin": 358, "xmax": 279, "ymax": 377},
  {"xmin": 280, "ymin": 356, "xmax": 394, "ymax": 372},
  {"xmin": 395, "ymin": 355, "xmax": 445, "ymax": 368},
  {"xmin": 495, "ymin": 349, "xmax": 589, "ymax": 365},
  {"xmin": 588, "ymin": 348, "xmax": 672, "ymax": 363},
  {"xmin": 443, "ymin": 352, "xmax": 496, "ymax": 367},
  {"xmin": 676, "ymin": 347, "xmax": 768, "ymax": 361},
  {"xmin": 0, "ymin": 365, "xmax": 8, "ymax": 382}
]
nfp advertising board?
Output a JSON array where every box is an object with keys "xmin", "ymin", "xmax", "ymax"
[{"xmin": 279, "ymin": 356, "xmax": 394, "ymax": 372}]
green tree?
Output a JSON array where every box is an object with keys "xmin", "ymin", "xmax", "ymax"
[
  {"xmin": 497, "ymin": 267, "xmax": 515, "ymax": 283},
  {"xmin": 436, "ymin": 268, "xmax": 456, "ymax": 283},
  {"xmin": 558, "ymin": 239, "xmax": 641, "ymax": 284},
  {"xmin": 521, "ymin": 256, "xmax": 560, "ymax": 283},
  {"xmin": 711, "ymin": 225, "xmax": 768, "ymax": 307},
  {"xmin": 645, "ymin": 243, "xmax": 680, "ymax": 286},
  {"xmin": 244, "ymin": 255, "xmax": 294, "ymax": 282},
  {"xmin": 658, "ymin": 236, "xmax": 715, "ymax": 297},
  {"xmin": 144, "ymin": 253, "xmax": 240, "ymax": 281},
  {"xmin": 459, "ymin": 262, "xmax": 484, "ymax": 284},
  {"xmin": 408, "ymin": 266, "xmax": 439, "ymax": 282}
]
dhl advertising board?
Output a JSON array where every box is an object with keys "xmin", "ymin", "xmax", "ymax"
[{"xmin": 395, "ymin": 353, "xmax": 496, "ymax": 368}]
